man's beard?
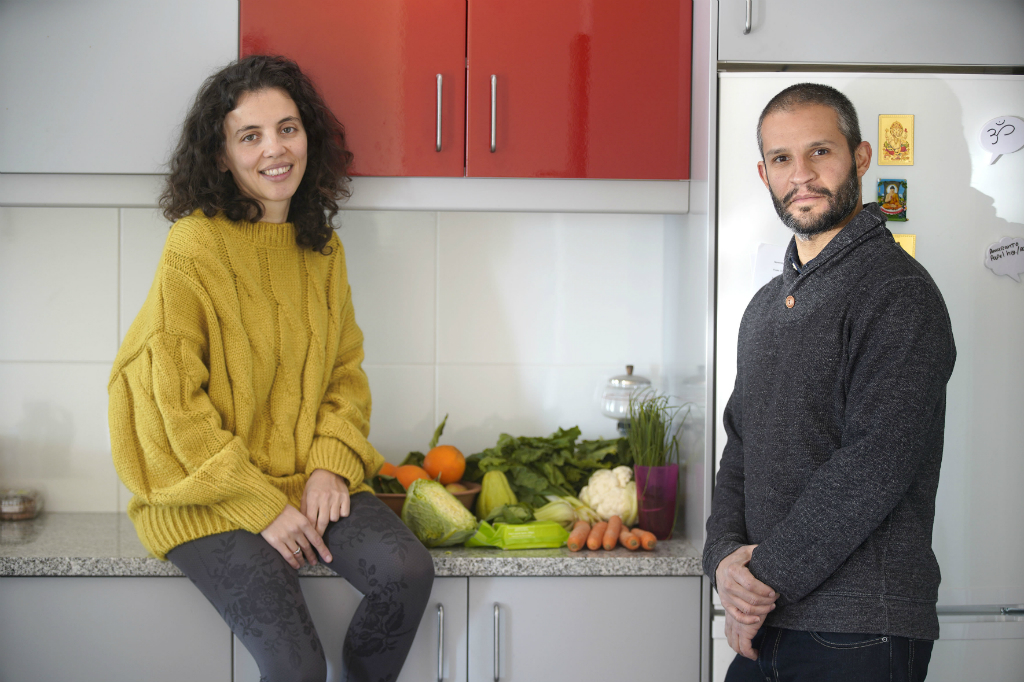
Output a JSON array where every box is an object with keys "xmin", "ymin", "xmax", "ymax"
[{"xmin": 770, "ymin": 162, "xmax": 861, "ymax": 240}]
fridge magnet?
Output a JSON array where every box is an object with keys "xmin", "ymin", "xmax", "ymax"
[
  {"xmin": 877, "ymin": 179, "xmax": 908, "ymax": 221},
  {"xmin": 879, "ymin": 114, "xmax": 914, "ymax": 165},
  {"xmin": 891, "ymin": 234, "xmax": 916, "ymax": 258},
  {"xmin": 979, "ymin": 116, "xmax": 1024, "ymax": 164},
  {"xmin": 984, "ymin": 237, "xmax": 1024, "ymax": 283}
]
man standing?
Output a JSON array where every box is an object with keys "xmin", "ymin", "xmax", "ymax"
[{"xmin": 704, "ymin": 83, "xmax": 956, "ymax": 681}]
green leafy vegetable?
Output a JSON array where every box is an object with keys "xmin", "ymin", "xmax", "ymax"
[
  {"xmin": 428, "ymin": 413, "xmax": 449, "ymax": 450},
  {"xmin": 483, "ymin": 503, "xmax": 534, "ymax": 525},
  {"xmin": 371, "ymin": 474, "xmax": 405, "ymax": 495},
  {"xmin": 400, "ymin": 451, "xmax": 425, "ymax": 468},
  {"xmin": 464, "ymin": 427, "xmax": 628, "ymax": 509}
]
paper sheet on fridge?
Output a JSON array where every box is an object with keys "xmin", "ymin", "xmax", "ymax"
[{"xmin": 753, "ymin": 243, "xmax": 788, "ymax": 294}]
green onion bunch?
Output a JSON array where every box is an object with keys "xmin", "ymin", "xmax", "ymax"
[{"xmin": 627, "ymin": 389, "xmax": 692, "ymax": 467}]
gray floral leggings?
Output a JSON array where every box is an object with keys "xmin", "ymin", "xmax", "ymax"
[{"xmin": 167, "ymin": 492, "xmax": 434, "ymax": 682}]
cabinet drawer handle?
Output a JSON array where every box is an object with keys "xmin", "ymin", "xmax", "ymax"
[
  {"xmin": 436, "ymin": 604, "xmax": 444, "ymax": 682},
  {"xmin": 744, "ymin": 0, "xmax": 752, "ymax": 34},
  {"xmin": 490, "ymin": 75, "xmax": 497, "ymax": 153},
  {"xmin": 493, "ymin": 602, "xmax": 500, "ymax": 681},
  {"xmin": 436, "ymin": 74, "xmax": 443, "ymax": 152}
]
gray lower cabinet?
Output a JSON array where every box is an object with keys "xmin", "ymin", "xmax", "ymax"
[
  {"xmin": 233, "ymin": 576, "xmax": 468, "ymax": 682},
  {"xmin": 0, "ymin": 574, "xmax": 699, "ymax": 681},
  {"xmin": 0, "ymin": 577, "xmax": 231, "ymax": 682},
  {"xmin": 468, "ymin": 576, "xmax": 701, "ymax": 682}
]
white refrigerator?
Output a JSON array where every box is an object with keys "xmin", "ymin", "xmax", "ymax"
[{"xmin": 713, "ymin": 73, "xmax": 1024, "ymax": 680}]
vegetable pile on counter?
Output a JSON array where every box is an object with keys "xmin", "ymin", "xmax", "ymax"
[
  {"xmin": 463, "ymin": 426, "xmax": 628, "ymax": 523},
  {"xmin": 372, "ymin": 422, "xmax": 662, "ymax": 551}
]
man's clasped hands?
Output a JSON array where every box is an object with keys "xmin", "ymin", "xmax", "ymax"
[{"xmin": 716, "ymin": 545, "xmax": 779, "ymax": 660}]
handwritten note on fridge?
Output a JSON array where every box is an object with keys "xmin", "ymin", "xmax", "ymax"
[{"xmin": 753, "ymin": 243, "xmax": 788, "ymax": 294}]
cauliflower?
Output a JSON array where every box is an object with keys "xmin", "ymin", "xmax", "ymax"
[{"xmin": 579, "ymin": 466, "xmax": 638, "ymax": 526}]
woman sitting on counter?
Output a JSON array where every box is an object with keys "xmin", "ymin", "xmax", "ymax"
[{"xmin": 108, "ymin": 54, "xmax": 433, "ymax": 682}]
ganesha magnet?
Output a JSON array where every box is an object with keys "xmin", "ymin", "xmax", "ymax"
[{"xmin": 879, "ymin": 115, "xmax": 914, "ymax": 165}]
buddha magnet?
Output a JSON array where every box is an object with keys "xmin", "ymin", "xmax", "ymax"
[{"xmin": 877, "ymin": 178, "xmax": 908, "ymax": 221}]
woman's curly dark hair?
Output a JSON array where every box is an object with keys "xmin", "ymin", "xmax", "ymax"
[{"xmin": 159, "ymin": 55, "xmax": 353, "ymax": 253}]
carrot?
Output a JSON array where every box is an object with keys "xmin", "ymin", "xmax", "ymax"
[
  {"xmin": 619, "ymin": 528, "xmax": 640, "ymax": 550},
  {"xmin": 567, "ymin": 520, "xmax": 591, "ymax": 552},
  {"xmin": 587, "ymin": 521, "xmax": 608, "ymax": 550},
  {"xmin": 631, "ymin": 527, "xmax": 658, "ymax": 551},
  {"xmin": 603, "ymin": 515, "xmax": 623, "ymax": 550}
]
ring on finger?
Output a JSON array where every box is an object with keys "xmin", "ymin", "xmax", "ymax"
[{"xmin": 292, "ymin": 547, "xmax": 302, "ymax": 555}]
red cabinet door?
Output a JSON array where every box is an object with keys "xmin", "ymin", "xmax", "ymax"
[
  {"xmin": 241, "ymin": 0, "xmax": 466, "ymax": 177},
  {"xmin": 467, "ymin": 0, "xmax": 691, "ymax": 179}
]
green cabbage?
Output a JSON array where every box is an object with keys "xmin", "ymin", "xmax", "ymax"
[{"xmin": 401, "ymin": 479, "xmax": 479, "ymax": 547}]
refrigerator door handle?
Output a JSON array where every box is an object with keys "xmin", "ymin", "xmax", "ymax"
[{"xmin": 744, "ymin": 0, "xmax": 752, "ymax": 34}]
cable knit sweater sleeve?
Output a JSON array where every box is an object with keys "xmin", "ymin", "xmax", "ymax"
[
  {"xmin": 108, "ymin": 244, "xmax": 287, "ymax": 540},
  {"xmin": 305, "ymin": 237, "xmax": 384, "ymax": 489}
]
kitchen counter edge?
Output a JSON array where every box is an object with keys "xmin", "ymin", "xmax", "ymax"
[{"xmin": 0, "ymin": 512, "xmax": 703, "ymax": 578}]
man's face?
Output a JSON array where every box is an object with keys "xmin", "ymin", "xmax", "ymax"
[{"xmin": 757, "ymin": 104, "xmax": 870, "ymax": 238}]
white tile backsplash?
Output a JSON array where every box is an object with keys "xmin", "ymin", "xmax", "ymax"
[
  {"xmin": 0, "ymin": 362, "xmax": 118, "ymax": 511},
  {"xmin": 0, "ymin": 205, "xmax": 702, "ymax": 511},
  {"xmin": 0, "ymin": 207, "xmax": 119, "ymax": 362},
  {"xmin": 337, "ymin": 211, "xmax": 436, "ymax": 365},
  {"xmin": 437, "ymin": 212, "xmax": 665, "ymax": 365},
  {"xmin": 363, "ymin": 364, "xmax": 436, "ymax": 462},
  {"xmin": 120, "ymin": 208, "xmax": 172, "ymax": 342}
]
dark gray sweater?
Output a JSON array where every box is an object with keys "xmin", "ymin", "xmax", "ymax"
[{"xmin": 704, "ymin": 204, "xmax": 956, "ymax": 640}]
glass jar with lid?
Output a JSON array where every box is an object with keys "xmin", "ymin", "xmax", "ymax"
[
  {"xmin": 600, "ymin": 365, "xmax": 651, "ymax": 436},
  {"xmin": 1, "ymin": 489, "xmax": 42, "ymax": 521}
]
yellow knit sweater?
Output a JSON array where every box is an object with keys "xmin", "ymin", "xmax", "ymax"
[{"xmin": 108, "ymin": 210, "xmax": 383, "ymax": 560}]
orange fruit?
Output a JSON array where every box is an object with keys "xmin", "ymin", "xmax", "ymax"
[
  {"xmin": 395, "ymin": 465, "xmax": 431, "ymax": 490},
  {"xmin": 378, "ymin": 461, "xmax": 398, "ymax": 477},
  {"xmin": 423, "ymin": 445, "xmax": 466, "ymax": 485}
]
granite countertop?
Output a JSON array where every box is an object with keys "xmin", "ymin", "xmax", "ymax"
[{"xmin": 0, "ymin": 513, "xmax": 703, "ymax": 578}]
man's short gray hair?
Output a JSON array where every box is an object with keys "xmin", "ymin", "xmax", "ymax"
[{"xmin": 756, "ymin": 83, "xmax": 862, "ymax": 157}]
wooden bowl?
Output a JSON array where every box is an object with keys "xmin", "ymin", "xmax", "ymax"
[{"xmin": 377, "ymin": 481, "xmax": 481, "ymax": 517}]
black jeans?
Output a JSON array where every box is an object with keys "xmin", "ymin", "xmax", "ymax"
[
  {"xmin": 167, "ymin": 492, "xmax": 434, "ymax": 682},
  {"xmin": 725, "ymin": 625, "xmax": 933, "ymax": 682}
]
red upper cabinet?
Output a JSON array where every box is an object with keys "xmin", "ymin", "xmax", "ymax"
[
  {"xmin": 467, "ymin": 0, "xmax": 691, "ymax": 179},
  {"xmin": 241, "ymin": 0, "xmax": 691, "ymax": 180},
  {"xmin": 241, "ymin": 0, "xmax": 467, "ymax": 177}
]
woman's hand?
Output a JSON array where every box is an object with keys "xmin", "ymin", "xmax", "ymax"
[
  {"xmin": 301, "ymin": 468, "xmax": 351, "ymax": 535},
  {"xmin": 260, "ymin": 504, "xmax": 333, "ymax": 569}
]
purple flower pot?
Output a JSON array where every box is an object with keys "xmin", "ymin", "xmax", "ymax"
[{"xmin": 634, "ymin": 464, "xmax": 678, "ymax": 541}]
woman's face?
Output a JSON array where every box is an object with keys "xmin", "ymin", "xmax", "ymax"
[{"xmin": 219, "ymin": 87, "xmax": 308, "ymax": 224}]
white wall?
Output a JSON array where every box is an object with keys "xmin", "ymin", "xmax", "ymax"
[{"xmin": 0, "ymin": 198, "xmax": 707, "ymax": 513}]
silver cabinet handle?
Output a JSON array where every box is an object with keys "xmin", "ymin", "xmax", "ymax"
[
  {"xmin": 744, "ymin": 0, "xmax": 752, "ymax": 34},
  {"xmin": 493, "ymin": 602, "xmax": 500, "ymax": 681},
  {"xmin": 436, "ymin": 74, "xmax": 443, "ymax": 152},
  {"xmin": 490, "ymin": 75, "xmax": 497, "ymax": 153},
  {"xmin": 436, "ymin": 604, "xmax": 444, "ymax": 682}
]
